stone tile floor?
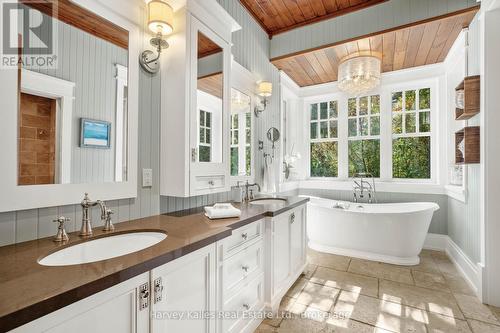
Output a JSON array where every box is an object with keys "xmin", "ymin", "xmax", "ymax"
[{"xmin": 254, "ymin": 249, "xmax": 500, "ymax": 333}]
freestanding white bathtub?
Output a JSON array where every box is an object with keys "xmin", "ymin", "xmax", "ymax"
[{"xmin": 305, "ymin": 196, "xmax": 439, "ymax": 265}]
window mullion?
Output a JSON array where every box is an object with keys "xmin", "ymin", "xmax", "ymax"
[
  {"xmin": 338, "ymin": 97, "xmax": 349, "ymax": 179},
  {"xmin": 237, "ymin": 112, "xmax": 246, "ymax": 175},
  {"xmin": 380, "ymin": 91, "xmax": 392, "ymax": 180}
]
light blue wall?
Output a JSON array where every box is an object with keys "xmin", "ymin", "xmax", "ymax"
[
  {"xmin": 446, "ymin": 16, "xmax": 481, "ymax": 264},
  {"xmin": 24, "ymin": 7, "xmax": 128, "ymax": 184}
]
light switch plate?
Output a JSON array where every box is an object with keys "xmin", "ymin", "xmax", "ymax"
[{"xmin": 142, "ymin": 168, "xmax": 153, "ymax": 187}]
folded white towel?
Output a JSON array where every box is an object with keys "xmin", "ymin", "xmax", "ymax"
[{"xmin": 204, "ymin": 203, "xmax": 241, "ymax": 219}]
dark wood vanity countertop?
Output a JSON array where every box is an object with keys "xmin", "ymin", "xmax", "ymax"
[{"xmin": 0, "ymin": 196, "xmax": 308, "ymax": 332}]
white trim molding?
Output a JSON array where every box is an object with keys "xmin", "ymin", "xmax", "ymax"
[
  {"xmin": 424, "ymin": 233, "xmax": 483, "ymax": 299},
  {"xmin": 114, "ymin": 64, "xmax": 128, "ymax": 183}
]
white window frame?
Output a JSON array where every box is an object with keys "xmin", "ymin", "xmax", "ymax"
[
  {"xmin": 230, "ymin": 105, "xmax": 252, "ymax": 177},
  {"xmin": 347, "ymin": 95, "xmax": 381, "ymax": 177},
  {"xmin": 308, "ymin": 99, "xmax": 340, "ymax": 178},
  {"xmin": 198, "ymin": 109, "xmax": 212, "ymax": 162},
  {"xmin": 390, "ymin": 87, "xmax": 432, "ymax": 180},
  {"xmin": 304, "ymin": 78, "xmax": 439, "ymax": 184}
]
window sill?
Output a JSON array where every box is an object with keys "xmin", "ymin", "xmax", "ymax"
[
  {"xmin": 299, "ymin": 179, "xmax": 446, "ymax": 195},
  {"xmin": 445, "ymin": 185, "xmax": 467, "ymax": 203},
  {"xmin": 279, "ymin": 180, "xmax": 300, "ymax": 193}
]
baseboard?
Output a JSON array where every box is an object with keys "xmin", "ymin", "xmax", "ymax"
[
  {"xmin": 424, "ymin": 233, "xmax": 481, "ymax": 297},
  {"xmin": 445, "ymin": 237, "xmax": 482, "ymax": 297}
]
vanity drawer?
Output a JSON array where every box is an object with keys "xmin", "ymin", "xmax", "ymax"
[
  {"xmin": 222, "ymin": 273, "xmax": 264, "ymax": 333},
  {"xmin": 220, "ymin": 220, "xmax": 263, "ymax": 259},
  {"xmin": 223, "ymin": 240, "xmax": 263, "ymax": 293},
  {"xmin": 194, "ymin": 175, "xmax": 225, "ymax": 191}
]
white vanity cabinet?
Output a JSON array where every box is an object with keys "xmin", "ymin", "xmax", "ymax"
[
  {"xmin": 216, "ymin": 220, "xmax": 266, "ymax": 333},
  {"xmin": 160, "ymin": 0, "xmax": 241, "ymax": 197},
  {"xmin": 10, "ymin": 204, "xmax": 308, "ymax": 332},
  {"xmin": 150, "ymin": 244, "xmax": 217, "ymax": 333},
  {"xmin": 12, "ymin": 273, "xmax": 150, "ymax": 333},
  {"xmin": 265, "ymin": 204, "xmax": 307, "ymax": 311}
]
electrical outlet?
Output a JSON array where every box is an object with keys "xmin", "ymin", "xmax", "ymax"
[{"xmin": 142, "ymin": 168, "xmax": 153, "ymax": 187}]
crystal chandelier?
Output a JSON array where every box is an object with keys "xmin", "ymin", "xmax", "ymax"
[{"xmin": 338, "ymin": 56, "xmax": 381, "ymax": 96}]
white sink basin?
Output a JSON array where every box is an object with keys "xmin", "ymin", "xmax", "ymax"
[
  {"xmin": 250, "ymin": 198, "xmax": 287, "ymax": 206},
  {"xmin": 38, "ymin": 232, "xmax": 167, "ymax": 266}
]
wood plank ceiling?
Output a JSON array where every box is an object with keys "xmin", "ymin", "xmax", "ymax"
[
  {"xmin": 239, "ymin": 0, "xmax": 388, "ymax": 37},
  {"xmin": 271, "ymin": 7, "xmax": 479, "ymax": 87},
  {"xmin": 21, "ymin": 0, "xmax": 128, "ymax": 49},
  {"xmin": 198, "ymin": 73, "xmax": 223, "ymax": 99},
  {"xmin": 198, "ymin": 32, "xmax": 222, "ymax": 59}
]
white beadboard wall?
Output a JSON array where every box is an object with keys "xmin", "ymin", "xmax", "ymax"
[
  {"xmin": 24, "ymin": 7, "xmax": 128, "ymax": 184},
  {"xmin": 160, "ymin": 0, "xmax": 282, "ymax": 213},
  {"xmin": 0, "ymin": 68, "xmax": 161, "ymax": 246},
  {"xmin": 270, "ymin": 0, "xmax": 479, "ymax": 59},
  {"xmin": 446, "ymin": 16, "xmax": 481, "ymax": 263}
]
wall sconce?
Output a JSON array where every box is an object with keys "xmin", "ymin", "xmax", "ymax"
[
  {"xmin": 254, "ymin": 81, "xmax": 272, "ymax": 117},
  {"xmin": 139, "ymin": 0, "xmax": 173, "ymax": 74}
]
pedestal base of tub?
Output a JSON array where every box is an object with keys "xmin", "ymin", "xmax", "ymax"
[{"xmin": 309, "ymin": 242, "xmax": 421, "ymax": 266}]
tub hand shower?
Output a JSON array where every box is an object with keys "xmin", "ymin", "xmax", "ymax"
[{"xmin": 353, "ymin": 173, "xmax": 377, "ymax": 203}]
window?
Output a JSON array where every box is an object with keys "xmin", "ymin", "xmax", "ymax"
[
  {"xmin": 310, "ymin": 101, "xmax": 338, "ymax": 177},
  {"xmin": 348, "ymin": 95, "xmax": 380, "ymax": 177},
  {"xmin": 392, "ymin": 88, "xmax": 431, "ymax": 179},
  {"xmin": 199, "ymin": 110, "xmax": 211, "ymax": 162},
  {"xmin": 230, "ymin": 89, "xmax": 252, "ymax": 177}
]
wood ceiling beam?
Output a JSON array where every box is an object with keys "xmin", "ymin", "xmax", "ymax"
[
  {"xmin": 270, "ymin": 5, "xmax": 480, "ymax": 62},
  {"xmin": 20, "ymin": 0, "xmax": 128, "ymax": 49}
]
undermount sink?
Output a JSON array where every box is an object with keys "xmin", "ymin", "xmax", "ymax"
[
  {"xmin": 38, "ymin": 231, "xmax": 167, "ymax": 267},
  {"xmin": 250, "ymin": 198, "xmax": 287, "ymax": 206}
]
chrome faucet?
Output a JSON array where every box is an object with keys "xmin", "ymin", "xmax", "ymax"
[
  {"xmin": 353, "ymin": 173, "xmax": 377, "ymax": 203},
  {"xmin": 237, "ymin": 181, "xmax": 261, "ymax": 202},
  {"xmin": 80, "ymin": 193, "xmax": 107, "ymax": 237}
]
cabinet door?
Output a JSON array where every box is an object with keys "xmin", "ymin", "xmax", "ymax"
[
  {"xmin": 273, "ymin": 214, "xmax": 290, "ymax": 292},
  {"xmin": 189, "ymin": 15, "xmax": 231, "ymax": 195},
  {"xmin": 151, "ymin": 244, "xmax": 216, "ymax": 333},
  {"xmin": 290, "ymin": 206, "xmax": 306, "ymax": 273},
  {"xmin": 13, "ymin": 273, "xmax": 150, "ymax": 333}
]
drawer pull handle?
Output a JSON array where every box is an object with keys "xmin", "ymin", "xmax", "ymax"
[
  {"xmin": 241, "ymin": 233, "xmax": 248, "ymax": 240},
  {"xmin": 243, "ymin": 303, "xmax": 250, "ymax": 310},
  {"xmin": 208, "ymin": 180, "xmax": 215, "ymax": 186},
  {"xmin": 290, "ymin": 213, "xmax": 295, "ymax": 224},
  {"xmin": 242, "ymin": 265, "xmax": 250, "ymax": 272}
]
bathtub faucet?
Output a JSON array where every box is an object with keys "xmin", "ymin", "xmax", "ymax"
[{"xmin": 353, "ymin": 173, "xmax": 377, "ymax": 203}]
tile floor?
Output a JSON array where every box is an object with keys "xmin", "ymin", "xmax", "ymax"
[{"xmin": 254, "ymin": 249, "xmax": 500, "ymax": 333}]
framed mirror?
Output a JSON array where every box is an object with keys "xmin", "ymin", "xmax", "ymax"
[
  {"xmin": 0, "ymin": 0, "xmax": 139, "ymax": 212},
  {"xmin": 230, "ymin": 88, "xmax": 251, "ymax": 177},
  {"xmin": 196, "ymin": 31, "xmax": 223, "ymax": 164},
  {"xmin": 230, "ymin": 60, "xmax": 256, "ymax": 184}
]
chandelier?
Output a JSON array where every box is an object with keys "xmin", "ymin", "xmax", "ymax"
[{"xmin": 338, "ymin": 55, "xmax": 381, "ymax": 96}]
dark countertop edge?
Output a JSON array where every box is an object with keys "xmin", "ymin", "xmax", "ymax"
[
  {"xmin": 263, "ymin": 197, "xmax": 310, "ymax": 217},
  {"xmin": 0, "ymin": 197, "xmax": 309, "ymax": 332},
  {"xmin": 0, "ymin": 229, "xmax": 232, "ymax": 332}
]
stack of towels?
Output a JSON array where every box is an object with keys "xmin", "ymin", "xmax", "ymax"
[{"xmin": 204, "ymin": 203, "xmax": 241, "ymax": 219}]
